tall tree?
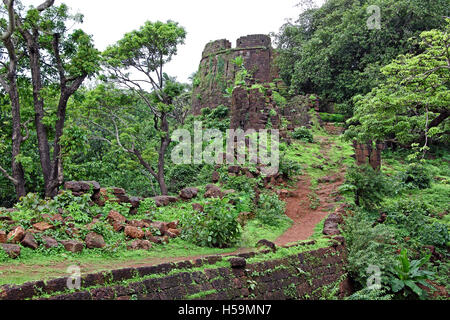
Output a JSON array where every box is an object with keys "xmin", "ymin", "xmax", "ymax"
[
  {"xmin": 102, "ymin": 20, "xmax": 186, "ymax": 195},
  {"xmin": 346, "ymin": 21, "xmax": 450, "ymax": 152},
  {"xmin": 273, "ymin": 0, "xmax": 449, "ymax": 115},
  {"xmin": 0, "ymin": 0, "xmax": 27, "ymax": 199},
  {"xmin": 8, "ymin": 1, "xmax": 100, "ymax": 197}
]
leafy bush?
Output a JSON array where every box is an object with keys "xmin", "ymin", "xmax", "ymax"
[
  {"xmin": 279, "ymin": 155, "xmax": 302, "ymax": 179},
  {"xmin": 384, "ymin": 199, "xmax": 449, "ymax": 248},
  {"xmin": 399, "ymin": 163, "xmax": 432, "ymax": 189},
  {"xmin": 419, "ymin": 222, "xmax": 450, "ymax": 247},
  {"xmin": 342, "ymin": 210, "xmax": 398, "ymax": 287},
  {"xmin": 180, "ymin": 198, "xmax": 241, "ymax": 248},
  {"xmin": 340, "ymin": 165, "xmax": 388, "ymax": 209},
  {"xmin": 167, "ymin": 164, "xmax": 201, "ymax": 193},
  {"xmin": 291, "ymin": 127, "xmax": 313, "ymax": 143},
  {"xmin": 221, "ymin": 174, "xmax": 257, "ymax": 193},
  {"xmin": 387, "ymin": 249, "xmax": 434, "ymax": 299},
  {"xmin": 200, "ymin": 105, "xmax": 230, "ymax": 132},
  {"xmin": 256, "ymin": 193, "xmax": 287, "ymax": 226},
  {"xmin": 137, "ymin": 198, "xmax": 157, "ymax": 216}
]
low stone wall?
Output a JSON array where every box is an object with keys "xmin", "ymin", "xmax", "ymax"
[{"xmin": 0, "ymin": 241, "xmax": 348, "ymax": 300}]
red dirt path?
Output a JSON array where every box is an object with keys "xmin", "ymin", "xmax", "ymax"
[{"xmin": 275, "ymin": 135, "xmax": 346, "ymax": 246}]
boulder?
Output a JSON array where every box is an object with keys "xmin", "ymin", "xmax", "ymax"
[
  {"xmin": 229, "ymin": 257, "xmax": 246, "ymax": 268},
  {"xmin": 127, "ymin": 239, "xmax": 152, "ymax": 251},
  {"xmin": 21, "ymin": 232, "xmax": 38, "ymax": 250},
  {"xmin": 112, "ymin": 187, "xmax": 126, "ymax": 195},
  {"xmin": 0, "ymin": 230, "xmax": 6, "ymax": 243},
  {"xmin": 124, "ymin": 226, "xmax": 144, "ymax": 239},
  {"xmin": 323, "ymin": 215, "xmax": 340, "ymax": 236},
  {"xmin": 204, "ymin": 184, "xmax": 223, "ymax": 199},
  {"xmin": 326, "ymin": 213, "xmax": 344, "ymax": 225},
  {"xmin": 7, "ymin": 226, "xmax": 25, "ymax": 243},
  {"xmin": 228, "ymin": 166, "xmax": 242, "ymax": 175},
  {"xmin": 64, "ymin": 181, "xmax": 100, "ymax": 196},
  {"xmin": 1, "ymin": 243, "xmax": 21, "ymax": 258},
  {"xmin": 112, "ymin": 221, "xmax": 125, "ymax": 232},
  {"xmin": 166, "ymin": 221, "xmax": 179, "ymax": 229},
  {"xmin": 150, "ymin": 221, "xmax": 168, "ymax": 235},
  {"xmin": 166, "ymin": 228, "xmax": 181, "ymax": 238},
  {"xmin": 192, "ymin": 203, "xmax": 204, "ymax": 212},
  {"xmin": 127, "ymin": 220, "xmax": 150, "ymax": 229},
  {"xmin": 153, "ymin": 196, "xmax": 178, "ymax": 207},
  {"xmin": 179, "ymin": 187, "xmax": 199, "ymax": 200},
  {"xmin": 60, "ymin": 240, "xmax": 84, "ymax": 253},
  {"xmin": 85, "ymin": 232, "xmax": 106, "ymax": 249},
  {"xmin": 212, "ymin": 171, "xmax": 220, "ymax": 183},
  {"xmin": 107, "ymin": 210, "xmax": 127, "ymax": 224},
  {"xmin": 32, "ymin": 222, "xmax": 54, "ymax": 232},
  {"xmin": 42, "ymin": 236, "xmax": 59, "ymax": 249}
]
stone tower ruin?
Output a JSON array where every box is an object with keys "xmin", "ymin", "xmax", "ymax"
[{"xmin": 191, "ymin": 34, "xmax": 280, "ymax": 116}]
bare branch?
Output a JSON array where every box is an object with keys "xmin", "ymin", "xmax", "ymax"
[
  {"xmin": 0, "ymin": 164, "xmax": 18, "ymax": 184},
  {"xmin": 36, "ymin": 0, "xmax": 54, "ymax": 12}
]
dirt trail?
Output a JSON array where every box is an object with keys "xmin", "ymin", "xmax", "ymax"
[{"xmin": 275, "ymin": 135, "xmax": 346, "ymax": 246}]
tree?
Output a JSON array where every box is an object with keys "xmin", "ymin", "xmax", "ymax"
[
  {"xmin": 0, "ymin": 0, "xmax": 27, "ymax": 199},
  {"xmin": 5, "ymin": 1, "xmax": 101, "ymax": 197},
  {"xmin": 273, "ymin": 0, "xmax": 449, "ymax": 115},
  {"xmin": 102, "ymin": 20, "xmax": 186, "ymax": 195},
  {"xmin": 346, "ymin": 21, "xmax": 449, "ymax": 153}
]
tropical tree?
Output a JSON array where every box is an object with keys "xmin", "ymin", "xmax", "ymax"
[
  {"xmin": 346, "ymin": 21, "xmax": 450, "ymax": 154},
  {"xmin": 0, "ymin": 0, "xmax": 100, "ymax": 198},
  {"xmin": 102, "ymin": 20, "xmax": 186, "ymax": 195},
  {"xmin": 273, "ymin": 0, "xmax": 449, "ymax": 115}
]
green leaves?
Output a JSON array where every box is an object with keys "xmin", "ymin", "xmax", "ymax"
[
  {"xmin": 180, "ymin": 197, "xmax": 241, "ymax": 248},
  {"xmin": 388, "ymin": 249, "xmax": 435, "ymax": 299},
  {"xmin": 347, "ymin": 19, "xmax": 450, "ymax": 145},
  {"xmin": 103, "ymin": 20, "xmax": 186, "ymax": 73}
]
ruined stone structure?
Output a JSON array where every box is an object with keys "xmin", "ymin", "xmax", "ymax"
[
  {"xmin": 0, "ymin": 242, "xmax": 350, "ymax": 300},
  {"xmin": 192, "ymin": 34, "xmax": 279, "ymax": 116},
  {"xmin": 230, "ymin": 86, "xmax": 280, "ymax": 131},
  {"xmin": 353, "ymin": 141, "xmax": 384, "ymax": 170}
]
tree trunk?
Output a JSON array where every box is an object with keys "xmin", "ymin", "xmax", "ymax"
[
  {"xmin": 27, "ymin": 34, "xmax": 52, "ymax": 196},
  {"xmin": 9, "ymin": 79, "xmax": 26, "ymax": 199},
  {"xmin": 157, "ymin": 112, "xmax": 170, "ymax": 196},
  {"xmin": 1, "ymin": 37, "xmax": 27, "ymax": 200}
]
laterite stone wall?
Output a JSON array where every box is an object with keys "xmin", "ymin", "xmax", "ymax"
[{"xmin": 0, "ymin": 242, "xmax": 349, "ymax": 300}]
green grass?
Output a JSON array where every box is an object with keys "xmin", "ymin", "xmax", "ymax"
[{"xmin": 240, "ymin": 218, "xmax": 293, "ymax": 247}]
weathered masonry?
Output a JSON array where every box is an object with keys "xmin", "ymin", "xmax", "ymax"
[
  {"xmin": 0, "ymin": 241, "xmax": 350, "ymax": 300},
  {"xmin": 191, "ymin": 34, "xmax": 280, "ymax": 115}
]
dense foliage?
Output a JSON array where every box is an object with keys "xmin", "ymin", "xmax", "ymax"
[{"xmin": 274, "ymin": 0, "xmax": 448, "ymax": 115}]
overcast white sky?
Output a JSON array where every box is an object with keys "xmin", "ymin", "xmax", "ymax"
[{"xmin": 27, "ymin": 0, "xmax": 325, "ymax": 83}]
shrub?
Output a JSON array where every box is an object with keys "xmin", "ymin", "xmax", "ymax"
[
  {"xmin": 180, "ymin": 198, "xmax": 241, "ymax": 248},
  {"xmin": 167, "ymin": 164, "xmax": 201, "ymax": 193},
  {"xmin": 419, "ymin": 222, "xmax": 450, "ymax": 247},
  {"xmin": 340, "ymin": 164, "xmax": 388, "ymax": 209},
  {"xmin": 342, "ymin": 210, "xmax": 398, "ymax": 287},
  {"xmin": 279, "ymin": 155, "xmax": 302, "ymax": 179},
  {"xmin": 256, "ymin": 193, "xmax": 287, "ymax": 226},
  {"xmin": 400, "ymin": 163, "xmax": 432, "ymax": 189},
  {"xmin": 291, "ymin": 127, "xmax": 313, "ymax": 143}
]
